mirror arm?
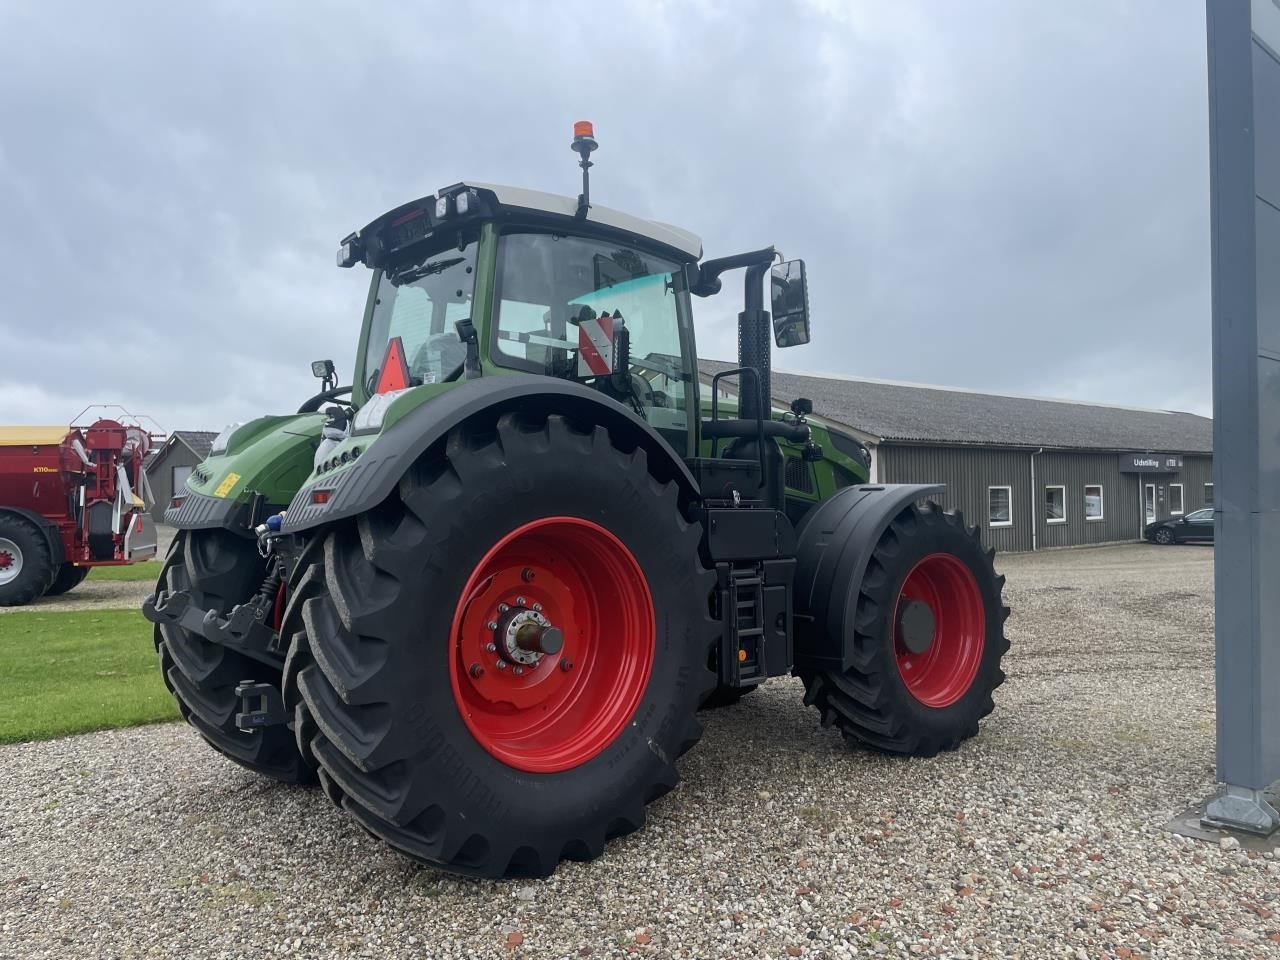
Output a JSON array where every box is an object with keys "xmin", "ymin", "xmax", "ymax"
[{"xmin": 689, "ymin": 246, "xmax": 775, "ymax": 297}]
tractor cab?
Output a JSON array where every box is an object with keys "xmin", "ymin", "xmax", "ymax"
[{"xmin": 337, "ymin": 125, "xmax": 812, "ymax": 499}]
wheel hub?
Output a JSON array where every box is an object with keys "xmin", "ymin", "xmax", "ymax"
[
  {"xmin": 892, "ymin": 552, "xmax": 986, "ymax": 708},
  {"xmin": 0, "ymin": 538, "xmax": 22, "ymax": 586},
  {"xmin": 896, "ymin": 598, "xmax": 936, "ymax": 655},
  {"xmin": 450, "ymin": 516, "xmax": 656, "ymax": 773}
]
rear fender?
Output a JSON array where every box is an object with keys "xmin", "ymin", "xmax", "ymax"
[
  {"xmin": 281, "ymin": 375, "xmax": 700, "ymax": 534},
  {"xmin": 792, "ymin": 484, "xmax": 944, "ymax": 672}
]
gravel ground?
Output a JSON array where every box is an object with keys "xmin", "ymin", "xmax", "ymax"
[{"xmin": 3, "ymin": 542, "xmax": 1275, "ymax": 959}]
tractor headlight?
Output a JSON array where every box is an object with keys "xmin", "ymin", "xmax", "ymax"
[
  {"xmin": 455, "ymin": 190, "xmax": 470, "ymax": 215},
  {"xmin": 209, "ymin": 423, "xmax": 241, "ymax": 456},
  {"xmin": 352, "ymin": 389, "xmax": 410, "ymax": 436},
  {"xmin": 434, "ymin": 195, "xmax": 450, "ymax": 219}
]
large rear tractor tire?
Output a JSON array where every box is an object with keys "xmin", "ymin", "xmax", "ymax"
[
  {"xmin": 154, "ymin": 530, "xmax": 312, "ymax": 783},
  {"xmin": 45, "ymin": 563, "xmax": 90, "ymax": 597},
  {"xmin": 281, "ymin": 412, "xmax": 717, "ymax": 878},
  {"xmin": 0, "ymin": 514, "xmax": 56, "ymax": 607},
  {"xmin": 798, "ymin": 502, "xmax": 1009, "ymax": 757}
]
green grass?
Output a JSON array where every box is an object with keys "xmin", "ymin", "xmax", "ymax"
[
  {"xmin": 0, "ymin": 609, "xmax": 178, "ymax": 744},
  {"xmin": 87, "ymin": 561, "xmax": 163, "ymax": 582}
]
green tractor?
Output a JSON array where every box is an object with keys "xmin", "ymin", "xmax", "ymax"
[{"xmin": 144, "ymin": 124, "xmax": 1008, "ymax": 878}]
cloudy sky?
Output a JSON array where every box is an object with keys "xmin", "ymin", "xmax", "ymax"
[{"xmin": 0, "ymin": 1, "xmax": 1211, "ymax": 432}]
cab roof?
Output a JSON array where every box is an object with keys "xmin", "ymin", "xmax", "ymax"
[{"xmin": 463, "ymin": 182, "xmax": 703, "ymax": 260}]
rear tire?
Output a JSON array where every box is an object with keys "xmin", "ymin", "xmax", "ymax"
[
  {"xmin": 281, "ymin": 412, "xmax": 717, "ymax": 878},
  {"xmin": 154, "ymin": 530, "xmax": 312, "ymax": 783},
  {"xmin": 798, "ymin": 502, "xmax": 1009, "ymax": 757},
  {"xmin": 45, "ymin": 563, "xmax": 90, "ymax": 596},
  {"xmin": 1153, "ymin": 527, "xmax": 1174, "ymax": 545},
  {"xmin": 0, "ymin": 514, "xmax": 56, "ymax": 607}
]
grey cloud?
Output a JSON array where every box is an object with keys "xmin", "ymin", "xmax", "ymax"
[{"xmin": 0, "ymin": 0, "xmax": 1212, "ymax": 431}]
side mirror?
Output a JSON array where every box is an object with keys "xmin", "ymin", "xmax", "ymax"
[{"xmin": 770, "ymin": 259, "xmax": 811, "ymax": 347}]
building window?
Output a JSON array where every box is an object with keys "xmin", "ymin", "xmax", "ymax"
[
  {"xmin": 1205, "ymin": 482, "xmax": 1214, "ymax": 506},
  {"xmin": 1084, "ymin": 484, "xmax": 1105, "ymax": 521},
  {"xmin": 1169, "ymin": 483, "xmax": 1184, "ymax": 515},
  {"xmin": 1045, "ymin": 485, "xmax": 1066, "ymax": 524},
  {"xmin": 172, "ymin": 465, "xmax": 193, "ymax": 492},
  {"xmin": 988, "ymin": 486, "xmax": 1013, "ymax": 527}
]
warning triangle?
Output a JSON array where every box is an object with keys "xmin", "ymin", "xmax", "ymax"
[{"xmin": 375, "ymin": 336, "xmax": 411, "ymax": 394}]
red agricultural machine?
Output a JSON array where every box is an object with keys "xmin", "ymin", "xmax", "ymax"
[{"xmin": 0, "ymin": 409, "xmax": 161, "ymax": 606}]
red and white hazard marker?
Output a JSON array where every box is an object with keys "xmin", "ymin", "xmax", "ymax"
[{"xmin": 577, "ymin": 313, "xmax": 615, "ymax": 377}]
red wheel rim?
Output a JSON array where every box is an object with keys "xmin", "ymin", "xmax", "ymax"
[
  {"xmin": 449, "ymin": 517, "xmax": 655, "ymax": 773},
  {"xmin": 892, "ymin": 553, "xmax": 985, "ymax": 708}
]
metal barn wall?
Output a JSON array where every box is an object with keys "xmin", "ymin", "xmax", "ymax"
[
  {"xmin": 878, "ymin": 445, "xmax": 1215, "ymax": 551},
  {"xmin": 1032, "ymin": 450, "xmax": 1142, "ymax": 548},
  {"xmin": 877, "ymin": 445, "xmax": 1036, "ymax": 552}
]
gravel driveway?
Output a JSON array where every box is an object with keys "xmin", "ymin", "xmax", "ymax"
[{"xmin": 3, "ymin": 542, "xmax": 1273, "ymax": 959}]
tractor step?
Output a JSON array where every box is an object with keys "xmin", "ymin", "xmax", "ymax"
[{"xmin": 234, "ymin": 681, "xmax": 289, "ymax": 731}]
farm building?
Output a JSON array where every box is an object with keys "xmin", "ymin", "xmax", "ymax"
[
  {"xmin": 143, "ymin": 431, "xmax": 217, "ymax": 523},
  {"xmin": 701, "ymin": 360, "xmax": 1213, "ymax": 551}
]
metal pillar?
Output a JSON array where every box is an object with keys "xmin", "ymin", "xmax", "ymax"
[{"xmin": 1203, "ymin": 0, "xmax": 1280, "ymax": 835}]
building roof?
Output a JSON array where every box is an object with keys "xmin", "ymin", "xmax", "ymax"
[
  {"xmin": 699, "ymin": 360, "xmax": 1213, "ymax": 454},
  {"xmin": 147, "ymin": 430, "xmax": 218, "ymax": 471}
]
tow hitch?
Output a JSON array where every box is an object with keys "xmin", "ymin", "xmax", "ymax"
[
  {"xmin": 235, "ymin": 681, "xmax": 289, "ymax": 731},
  {"xmin": 143, "ymin": 585, "xmax": 283, "ymax": 667}
]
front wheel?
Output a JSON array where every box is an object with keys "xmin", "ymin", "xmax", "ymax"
[
  {"xmin": 799, "ymin": 502, "xmax": 1009, "ymax": 757},
  {"xmin": 282, "ymin": 412, "xmax": 717, "ymax": 878},
  {"xmin": 1153, "ymin": 527, "xmax": 1174, "ymax": 545}
]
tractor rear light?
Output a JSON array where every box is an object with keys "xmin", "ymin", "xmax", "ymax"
[
  {"xmin": 311, "ymin": 489, "xmax": 333, "ymax": 505},
  {"xmin": 171, "ymin": 496, "xmax": 185, "ymax": 509}
]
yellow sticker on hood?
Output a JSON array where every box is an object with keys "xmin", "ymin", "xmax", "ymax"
[{"xmin": 213, "ymin": 472, "xmax": 241, "ymax": 498}]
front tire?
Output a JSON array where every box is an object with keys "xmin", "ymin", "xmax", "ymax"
[
  {"xmin": 1153, "ymin": 527, "xmax": 1174, "ymax": 545},
  {"xmin": 154, "ymin": 530, "xmax": 312, "ymax": 783},
  {"xmin": 282, "ymin": 412, "xmax": 717, "ymax": 878},
  {"xmin": 798, "ymin": 502, "xmax": 1009, "ymax": 757}
]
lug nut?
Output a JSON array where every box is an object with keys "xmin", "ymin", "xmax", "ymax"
[
  {"xmin": 486, "ymin": 620, "xmax": 498, "ymax": 631},
  {"xmin": 496, "ymin": 660, "xmax": 508, "ymax": 670},
  {"xmin": 498, "ymin": 603, "xmax": 509, "ymax": 613},
  {"xmin": 559, "ymin": 658, "xmax": 573, "ymax": 672},
  {"xmin": 533, "ymin": 602, "xmax": 543, "ymax": 613},
  {"xmin": 521, "ymin": 567, "xmax": 534, "ymax": 582},
  {"xmin": 513, "ymin": 666, "xmax": 524, "ymax": 676},
  {"xmin": 469, "ymin": 663, "xmax": 485, "ymax": 678},
  {"xmin": 485, "ymin": 642, "xmax": 497, "ymax": 653},
  {"xmin": 516, "ymin": 596, "xmax": 526, "ymax": 607}
]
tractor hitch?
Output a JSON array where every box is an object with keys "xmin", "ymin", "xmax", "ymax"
[
  {"xmin": 234, "ymin": 681, "xmax": 289, "ymax": 731},
  {"xmin": 143, "ymin": 588, "xmax": 284, "ymax": 668}
]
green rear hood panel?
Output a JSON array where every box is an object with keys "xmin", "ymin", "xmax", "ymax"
[{"xmin": 184, "ymin": 413, "xmax": 324, "ymax": 507}]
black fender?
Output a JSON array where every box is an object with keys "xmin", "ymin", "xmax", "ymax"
[
  {"xmin": 792, "ymin": 483, "xmax": 944, "ymax": 672},
  {"xmin": 0, "ymin": 506, "xmax": 66, "ymax": 566},
  {"xmin": 281, "ymin": 375, "xmax": 700, "ymax": 534}
]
